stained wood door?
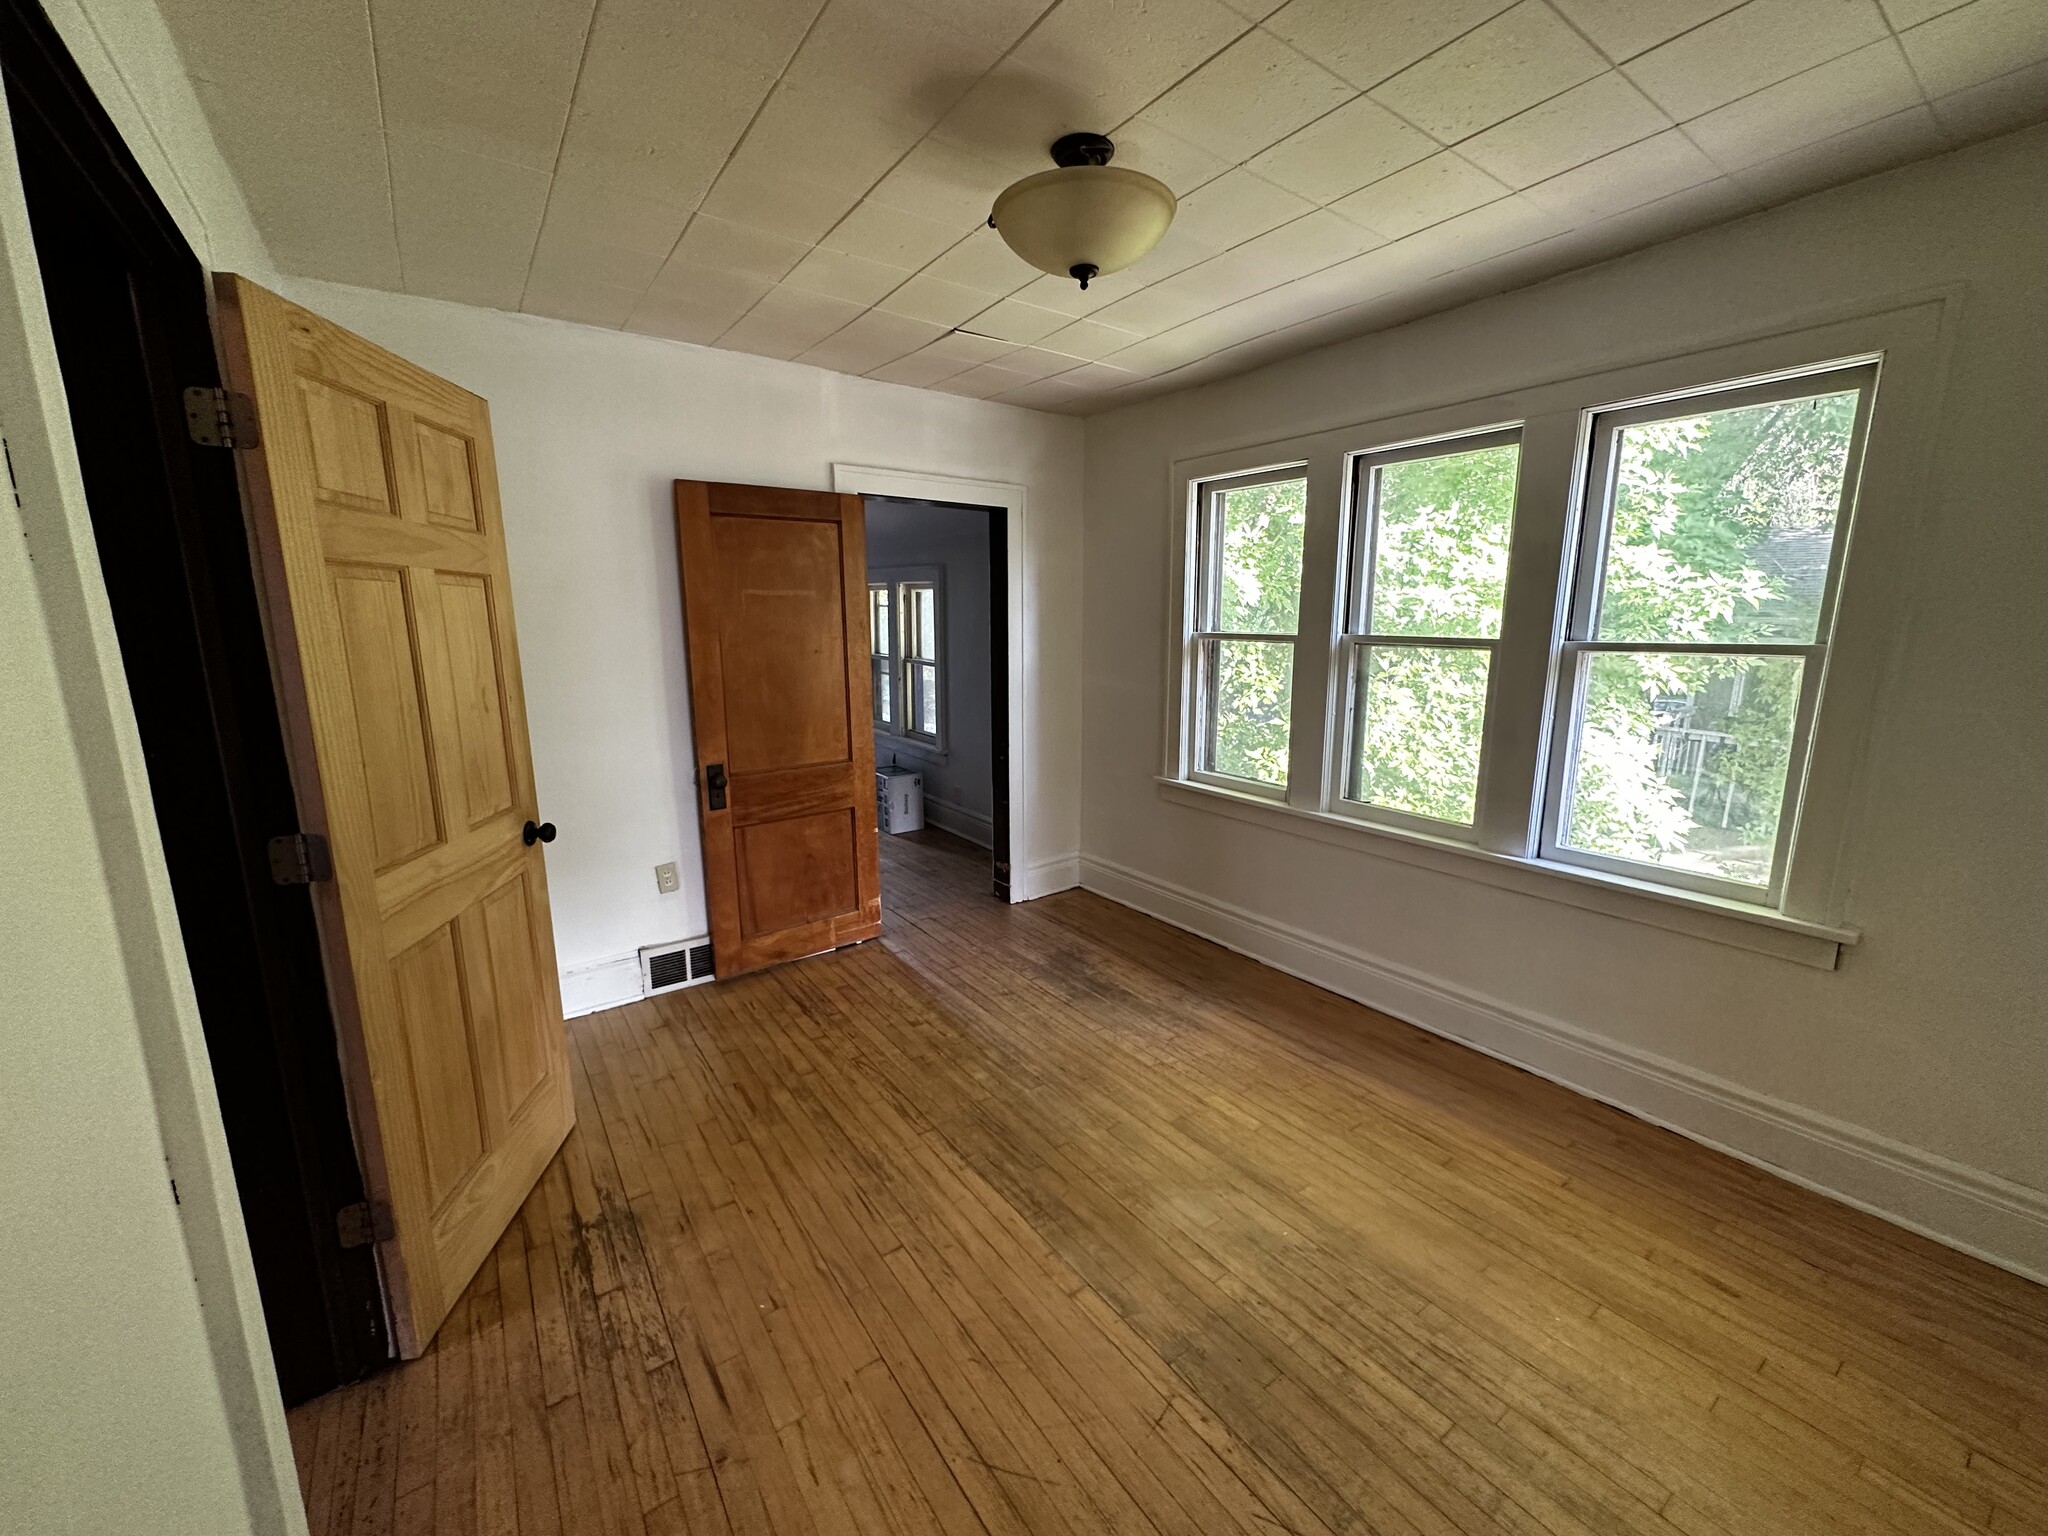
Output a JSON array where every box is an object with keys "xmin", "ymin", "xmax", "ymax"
[
  {"xmin": 674, "ymin": 481, "xmax": 882, "ymax": 977},
  {"xmin": 215, "ymin": 275, "xmax": 572, "ymax": 1357}
]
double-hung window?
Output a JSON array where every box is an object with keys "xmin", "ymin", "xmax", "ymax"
[
  {"xmin": 1171, "ymin": 351, "xmax": 1883, "ymax": 930},
  {"xmin": 1340, "ymin": 430, "xmax": 1520, "ymax": 829},
  {"xmin": 1544, "ymin": 366, "xmax": 1875, "ymax": 902},
  {"xmin": 869, "ymin": 574, "xmax": 942, "ymax": 746},
  {"xmin": 1189, "ymin": 467, "xmax": 1307, "ymax": 792}
]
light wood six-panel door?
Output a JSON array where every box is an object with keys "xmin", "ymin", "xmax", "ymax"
[
  {"xmin": 217, "ymin": 275, "xmax": 571, "ymax": 1356},
  {"xmin": 675, "ymin": 481, "xmax": 882, "ymax": 977}
]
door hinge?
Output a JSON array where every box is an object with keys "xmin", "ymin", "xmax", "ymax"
[
  {"xmin": 335, "ymin": 1199, "xmax": 394, "ymax": 1249},
  {"xmin": 183, "ymin": 385, "xmax": 261, "ymax": 449},
  {"xmin": 267, "ymin": 831, "xmax": 333, "ymax": 885}
]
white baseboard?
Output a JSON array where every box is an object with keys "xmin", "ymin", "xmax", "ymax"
[
  {"xmin": 559, "ymin": 952, "xmax": 643, "ymax": 1019},
  {"xmin": 1079, "ymin": 853, "xmax": 2048, "ymax": 1285},
  {"xmin": 923, "ymin": 794, "xmax": 994, "ymax": 848},
  {"xmin": 1012, "ymin": 853, "xmax": 1081, "ymax": 902}
]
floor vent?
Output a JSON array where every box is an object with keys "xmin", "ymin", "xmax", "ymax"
[{"xmin": 640, "ymin": 937, "xmax": 715, "ymax": 994}]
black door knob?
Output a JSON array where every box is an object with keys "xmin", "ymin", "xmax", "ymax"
[{"xmin": 523, "ymin": 820, "xmax": 556, "ymax": 846}]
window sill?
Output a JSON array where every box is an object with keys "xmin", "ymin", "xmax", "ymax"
[
  {"xmin": 876, "ymin": 731, "xmax": 947, "ymax": 765},
  {"xmin": 1154, "ymin": 776, "xmax": 1857, "ymax": 969}
]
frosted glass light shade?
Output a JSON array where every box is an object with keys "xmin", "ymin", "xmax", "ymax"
[{"xmin": 990, "ymin": 165, "xmax": 1176, "ymax": 288}]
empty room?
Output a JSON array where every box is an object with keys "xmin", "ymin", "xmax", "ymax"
[{"xmin": 2, "ymin": 0, "xmax": 2044, "ymax": 1533}]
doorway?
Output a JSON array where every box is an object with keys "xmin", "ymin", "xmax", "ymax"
[
  {"xmin": 2, "ymin": 0, "xmax": 384, "ymax": 1400},
  {"xmin": 864, "ymin": 496, "xmax": 1011, "ymax": 900}
]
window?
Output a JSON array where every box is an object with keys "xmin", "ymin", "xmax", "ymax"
[
  {"xmin": 868, "ymin": 582, "xmax": 894, "ymax": 730},
  {"xmin": 1189, "ymin": 468, "xmax": 1307, "ymax": 791},
  {"xmin": 870, "ymin": 573, "xmax": 942, "ymax": 746},
  {"xmin": 1169, "ymin": 352, "xmax": 1880, "ymax": 925},
  {"xmin": 1544, "ymin": 367, "xmax": 1873, "ymax": 900},
  {"xmin": 1340, "ymin": 430, "xmax": 1520, "ymax": 828}
]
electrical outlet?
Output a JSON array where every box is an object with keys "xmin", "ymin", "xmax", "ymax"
[{"xmin": 654, "ymin": 861, "xmax": 680, "ymax": 894}]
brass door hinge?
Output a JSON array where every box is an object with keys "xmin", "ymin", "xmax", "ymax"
[
  {"xmin": 335, "ymin": 1199, "xmax": 394, "ymax": 1249},
  {"xmin": 267, "ymin": 832, "xmax": 333, "ymax": 885}
]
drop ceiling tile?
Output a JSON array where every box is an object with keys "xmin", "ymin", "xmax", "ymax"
[
  {"xmin": 994, "ymin": 376, "xmax": 1097, "ymax": 410},
  {"xmin": 1520, "ymin": 128, "xmax": 1722, "ymax": 220},
  {"xmin": 1172, "ymin": 169, "xmax": 1320, "ymax": 251},
  {"xmin": 1900, "ymin": 0, "xmax": 2048, "ymax": 98},
  {"xmin": 1040, "ymin": 318, "xmax": 1148, "ymax": 360},
  {"xmin": 639, "ymin": 259, "xmax": 776, "ymax": 315},
  {"xmin": 1457, "ymin": 72, "xmax": 1673, "ymax": 187},
  {"xmin": 1264, "ymin": 0, "xmax": 1518, "ymax": 92},
  {"xmin": 920, "ymin": 229, "xmax": 1040, "ymax": 297},
  {"xmin": 1878, "ymin": 0, "xmax": 1972, "ymax": 26},
  {"xmin": 672, "ymin": 216, "xmax": 811, "ymax": 285},
  {"xmin": 695, "ymin": 167, "xmax": 868, "ymax": 245},
  {"xmin": 1928, "ymin": 56, "xmax": 2048, "ymax": 138},
  {"xmin": 795, "ymin": 309, "xmax": 948, "ymax": 373},
  {"xmin": 933, "ymin": 362, "xmax": 1037, "ymax": 398},
  {"xmin": 986, "ymin": 346, "xmax": 1090, "ymax": 382},
  {"xmin": 370, "ymin": 0, "xmax": 593, "ymax": 172},
  {"xmin": 523, "ymin": 221, "xmax": 666, "ymax": 300},
  {"xmin": 716, "ymin": 285, "xmax": 867, "ymax": 359},
  {"xmin": 1058, "ymin": 361, "xmax": 1147, "ymax": 392},
  {"xmin": 867, "ymin": 348, "xmax": 982, "ymax": 387},
  {"xmin": 520, "ymin": 278, "xmax": 641, "ymax": 329},
  {"xmin": 1087, "ymin": 280, "xmax": 1219, "ymax": 337},
  {"xmin": 1330, "ymin": 153, "xmax": 1511, "ymax": 239},
  {"xmin": 1547, "ymin": 0, "xmax": 1749, "ymax": 61},
  {"xmin": 962, "ymin": 297, "xmax": 1073, "ymax": 344},
  {"xmin": 784, "ymin": 246, "xmax": 917, "ymax": 306},
  {"xmin": 1688, "ymin": 40, "xmax": 1925, "ymax": 169},
  {"xmin": 1109, "ymin": 119, "xmax": 1238, "ymax": 197},
  {"xmin": 879, "ymin": 273, "xmax": 1007, "ymax": 327},
  {"xmin": 1006, "ymin": 0, "xmax": 1254, "ymax": 120},
  {"xmin": 534, "ymin": 178, "xmax": 692, "ymax": 259},
  {"xmin": 1730, "ymin": 103, "xmax": 1950, "ymax": 199},
  {"xmin": 1623, "ymin": 0, "xmax": 1892, "ymax": 122},
  {"xmin": 1247, "ymin": 96, "xmax": 1437, "ymax": 205},
  {"xmin": 1370, "ymin": 2, "xmax": 1610, "ymax": 143},
  {"xmin": 867, "ymin": 140, "xmax": 1017, "ymax": 229},
  {"xmin": 1010, "ymin": 271, "xmax": 1150, "ymax": 318},
  {"xmin": 923, "ymin": 329, "xmax": 1023, "ymax": 364},
  {"xmin": 630, "ymin": 293, "xmax": 749, "ymax": 346},
  {"xmin": 1381, "ymin": 191, "xmax": 1568, "ymax": 273},
  {"xmin": 1226, "ymin": 208, "xmax": 1379, "ymax": 282},
  {"xmin": 824, "ymin": 202, "xmax": 981, "ymax": 272},
  {"xmin": 387, "ymin": 135, "xmax": 553, "ymax": 310},
  {"xmin": 1140, "ymin": 29, "xmax": 1357, "ymax": 164}
]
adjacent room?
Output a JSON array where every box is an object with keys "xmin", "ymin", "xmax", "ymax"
[{"xmin": 2, "ymin": 0, "xmax": 2042, "ymax": 1533}]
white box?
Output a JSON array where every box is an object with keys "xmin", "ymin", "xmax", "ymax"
[{"xmin": 876, "ymin": 766, "xmax": 924, "ymax": 834}]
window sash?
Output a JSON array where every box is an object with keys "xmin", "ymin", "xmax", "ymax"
[
  {"xmin": 1336, "ymin": 635, "xmax": 1498, "ymax": 833},
  {"xmin": 1191, "ymin": 635, "xmax": 1295, "ymax": 793},
  {"xmin": 1539, "ymin": 363, "xmax": 1877, "ymax": 906},
  {"xmin": 873, "ymin": 574, "xmax": 942, "ymax": 747}
]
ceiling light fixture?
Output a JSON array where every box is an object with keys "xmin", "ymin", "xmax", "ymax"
[{"xmin": 988, "ymin": 133, "xmax": 1175, "ymax": 291}]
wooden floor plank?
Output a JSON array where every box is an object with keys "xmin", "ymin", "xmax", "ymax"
[{"xmin": 290, "ymin": 828, "xmax": 2048, "ymax": 1536}]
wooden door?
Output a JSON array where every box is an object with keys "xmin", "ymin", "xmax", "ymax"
[
  {"xmin": 674, "ymin": 481, "xmax": 882, "ymax": 977},
  {"xmin": 215, "ymin": 275, "xmax": 572, "ymax": 1356}
]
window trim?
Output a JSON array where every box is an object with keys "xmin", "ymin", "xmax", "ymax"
[
  {"xmin": 1537, "ymin": 362, "xmax": 1880, "ymax": 907},
  {"xmin": 870, "ymin": 565, "xmax": 945, "ymax": 753},
  {"xmin": 1159, "ymin": 295, "xmax": 1956, "ymax": 949}
]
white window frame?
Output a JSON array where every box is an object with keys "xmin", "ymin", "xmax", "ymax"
[
  {"xmin": 1539, "ymin": 363, "xmax": 1879, "ymax": 907},
  {"xmin": 1160, "ymin": 297, "xmax": 1955, "ymax": 964},
  {"xmin": 1181, "ymin": 462, "xmax": 1310, "ymax": 800},
  {"xmin": 870, "ymin": 565, "xmax": 945, "ymax": 753},
  {"xmin": 1333, "ymin": 425, "xmax": 1523, "ymax": 838},
  {"xmin": 867, "ymin": 580, "xmax": 896, "ymax": 732}
]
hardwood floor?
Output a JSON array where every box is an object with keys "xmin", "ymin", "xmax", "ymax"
[{"xmin": 290, "ymin": 828, "xmax": 2048, "ymax": 1536}]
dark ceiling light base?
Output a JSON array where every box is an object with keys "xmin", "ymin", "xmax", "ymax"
[
  {"xmin": 1069, "ymin": 263, "xmax": 1099, "ymax": 290},
  {"xmin": 1049, "ymin": 132, "xmax": 1115, "ymax": 168}
]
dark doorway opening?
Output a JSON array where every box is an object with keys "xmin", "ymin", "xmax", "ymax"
[
  {"xmin": 863, "ymin": 497, "xmax": 1010, "ymax": 900},
  {"xmin": 2, "ymin": 0, "xmax": 385, "ymax": 1401}
]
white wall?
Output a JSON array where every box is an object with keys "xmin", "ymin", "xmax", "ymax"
[
  {"xmin": 867, "ymin": 496, "xmax": 997, "ymax": 847},
  {"xmin": 1082, "ymin": 126, "xmax": 2048, "ymax": 1280},
  {"xmin": 276, "ymin": 277, "xmax": 1083, "ymax": 1015},
  {"xmin": 0, "ymin": 5, "xmax": 298, "ymax": 1528}
]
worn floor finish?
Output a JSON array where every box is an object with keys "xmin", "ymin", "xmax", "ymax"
[{"xmin": 290, "ymin": 830, "xmax": 2048, "ymax": 1536}]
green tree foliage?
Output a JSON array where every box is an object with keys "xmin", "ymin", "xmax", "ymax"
[{"xmin": 1206, "ymin": 480, "xmax": 1305, "ymax": 784}]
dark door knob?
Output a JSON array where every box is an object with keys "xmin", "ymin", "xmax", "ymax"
[
  {"xmin": 523, "ymin": 820, "xmax": 556, "ymax": 846},
  {"xmin": 705, "ymin": 762, "xmax": 728, "ymax": 811}
]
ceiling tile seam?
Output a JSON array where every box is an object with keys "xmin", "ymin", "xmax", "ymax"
[
  {"xmin": 698, "ymin": 0, "xmax": 1083, "ymax": 355},
  {"xmin": 632, "ymin": 0, "xmax": 838, "ymax": 338},
  {"xmin": 1538, "ymin": 0, "xmax": 1624, "ymax": 69},
  {"xmin": 362, "ymin": 0, "xmax": 404, "ymax": 288},
  {"xmin": 513, "ymin": 0, "xmax": 606, "ymax": 315},
  {"xmin": 1876, "ymin": 13, "xmax": 1951, "ymax": 125}
]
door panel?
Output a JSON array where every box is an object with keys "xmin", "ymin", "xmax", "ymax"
[
  {"xmin": 218, "ymin": 274, "xmax": 571, "ymax": 1355},
  {"xmin": 676, "ymin": 480, "xmax": 881, "ymax": 977}
]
